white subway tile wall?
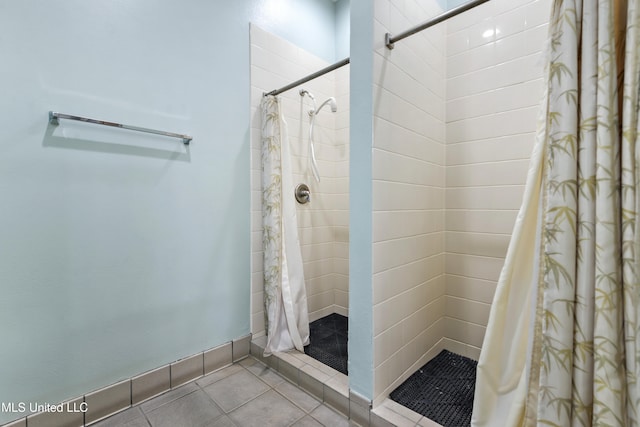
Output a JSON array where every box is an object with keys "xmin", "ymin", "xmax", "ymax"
[
  {"xmin": 443, "ymin": 0, "xmax": 551, "ymax": 359},
  {"xmin": 372, "ymin": 0, "xmax": 447, "ymax": 405},
  {"xmin": 249, "ymin": 25, "xmax": 350, "ymax": 337},
  {"xmin": 370, "ymin": 0, "xmax": 551, "ymax": 403}
]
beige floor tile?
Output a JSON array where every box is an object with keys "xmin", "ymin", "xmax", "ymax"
[
  {"xmin": 228, "ymin": 390, "xmax": 305, "ymax": 427},
  {"xmin": 202, "ymin": 369, "xmax": 270, "ymax": 412}
]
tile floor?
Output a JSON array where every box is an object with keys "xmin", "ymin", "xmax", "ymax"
[{"xmin": 94, "ymin": 357, "xmax": 348, "ymax": 427}]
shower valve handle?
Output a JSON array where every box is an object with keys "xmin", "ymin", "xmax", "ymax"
[{"xmin": 295, "ymin": 184, "xmax": 311, "ymax": 204}]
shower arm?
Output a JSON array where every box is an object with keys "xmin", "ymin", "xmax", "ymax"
[{"xmin": 300, "ymin": 89, "xmax": 316, "ymax": 113}]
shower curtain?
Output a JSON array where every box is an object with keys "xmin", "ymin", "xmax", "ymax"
[
  {"xmin": 472, "ymin": 0, "xmax": 640, "ymax": 426},
  {"xmin": 261, "ymin": 95, "xmax": 310, "ymax": 356}
]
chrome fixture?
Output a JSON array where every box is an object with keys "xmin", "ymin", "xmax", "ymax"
[
  {"xmin": 299, "ymin": 90, "xmax": 338, "ymax": 183},
  {"xmin": 300, "ymin": 89, "xmax": 337, "ymax": 116},
  {"xmin": 295, "ymin": 183, "xmax": 311, "ymax": 204},
  {"xmin": 48, "ymin": 111, "xmax": 193, "ymax": 145},
  {"xmin": 264, "ymin": 1, "xmax": 491, "ymax": 97},
  {"xmin": 385, "ymin": 0, "xmax": 491, "ymax": 49},
  {"xmin": 264, "ymin": 57, "xmax": 350, "ymax": 97}
]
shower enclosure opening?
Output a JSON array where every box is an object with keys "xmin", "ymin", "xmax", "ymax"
[
  {"xmin": 298, "ymin": 88, "xmax": 349, "ymax": 374},
  {"xmin": 368, "ymin": 0, "xmax": 552, "ymax": 425},
  {"xmin": 249, "ymin": 22, "xmax": 350, "ymax": 380}
]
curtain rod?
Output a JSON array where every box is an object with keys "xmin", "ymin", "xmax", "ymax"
[
  {"xmin": 264, "ymin": 57, "xmax": 350, "ymax": 97},
  {"xmin": 264, "ymin": 0, "xmax": 490, "ymax": 95},
  {"xmin": 386, "ymin": 0, "xmax": 491, "ymax": 49}
]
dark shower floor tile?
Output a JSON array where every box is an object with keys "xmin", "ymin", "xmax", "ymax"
[
  {"xmin": 304, "ymin": 313, "xmax": 348, "ymax": 375},
  {"xmin": 389, "ymin": 350, "xmax": 477, "ymax": 427}
]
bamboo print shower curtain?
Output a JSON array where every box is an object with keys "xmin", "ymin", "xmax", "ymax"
[
  {"xmin": 472, "ymin": 0, "xmax": 640, "ymax": 426},
  {"xmin": 261, "ymin": 96, "xmax": 310, "ymax": 356}
]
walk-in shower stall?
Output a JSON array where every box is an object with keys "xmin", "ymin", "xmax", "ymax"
[
  {"xmin": 250, "ymin": 24, "xmax": 351, "ymax": 342},
  {"xmin": 251, "ymin": 0, "xmax": 551, "ymax": 425}
]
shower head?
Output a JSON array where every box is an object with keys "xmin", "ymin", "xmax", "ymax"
[
  {"xmin": 328, "ymin": 97, "xmax": 337, "ymax": 113},
  {"xmin": 301, "ymin": 93, "xmax": 337, "ymax": 184},
  {"xmin": 314, "ymin": 97, "xmax": 337, "ymax": 114}
]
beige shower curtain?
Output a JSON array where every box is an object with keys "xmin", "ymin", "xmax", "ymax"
[
  {"xmin": 261, "ymin": 95, "xmax": 310, "ymax": 356},
  {"xmin": 472, "ymin": 0, "xmax": 640, "ymax": 425}
]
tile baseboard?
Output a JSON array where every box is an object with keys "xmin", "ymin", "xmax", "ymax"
[
  {"xmin": 1, "ymin": 335, "xmax": 251, "ymax": 427},
  {"xmin": 131, "ymin": 365, "xmax": 171, "ymax": 406}
]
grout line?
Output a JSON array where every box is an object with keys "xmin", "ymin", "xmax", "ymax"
[
  {"xmin": 445, "ymin": 183, "xmax": 524, "ymax": 189},
  {"xmin": 373, "ymin": 208, "xmax": 446, "ymax": 213},
  {"xmin": 445, "ymin": 273, "xmax": 496, "ymax": 283},
  {"xmin": 372, "ymin": 50, "xmax": 446, "ymax": 102},
  {"xmin": 372, "ymin": 253, "xmax": 444, "ymax": 275},
  {"xmin": 373, "ymin": 146, "xmax": 445, "ymax": 167},
  {"xmin": 446, "ymin": 51, "xmax": 542, "ymax": 82},
  {"xmin": 373, "ymin": 83, "xmax": 446, "ymax": 127},
  {"xmin": 372, "ymin": 230, "xmax": 443, "ymax": 244},
  {"xmin": 444, "ymin": 250, "xmax": 506, "ymax": 260},
  {"xmin": 372, "ymin": 116, "xmax": 446, "ymax": 145},
  {"xmin": 444, "ymin": 208, "xmax": 519, "ymax": 212},
  {"xmin": 372, "ymin": 179, "xmax": 445, "ymax": 190},
  {"xmin": 446, "ymin": 157, "xmax": 533, "ymax": 167},
  {"xmin": 444, "ymin": 315, "xmax": 489, "ymax": 329},
  {"xmin": 445, "ymin": 102, "xmax": 541, "ymax": 124},
  {"xmin": 373, "ymin": 22, "xmax": 447, "ymax": 80},
  {"xmin": 445, "ymin": 230, "xmax": 512, "ymax": 236},
  {"xmin": 141, "ymin": 407, "xmax": 152, "ymax": 427},
  {"xmin": 372, "ymin": 302, "xmax": 446, "ymax": 339},
  {"xmin": 445, "ymin": 80, "xmax": 543, "ymax": 106},
  {"xmin": 445, "ymin": 294, "xmax": 492, "ymax": 306}
]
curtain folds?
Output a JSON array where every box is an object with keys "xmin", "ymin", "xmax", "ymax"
[
  {"xmin": 473, "ymin": 0, "xmax": 640, "ymax": 425},
  {"xmin": 261, "ymin": 95, "xmax": 310, "ymax": 356}
]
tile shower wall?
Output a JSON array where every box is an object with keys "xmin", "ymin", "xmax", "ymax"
[
  {"xmin": 333, "ymin": 66, "xmax": 350, "ymax": 316},
  {"xmin": 443, "ymin": 0, "xmax": 551, "ymax": 359},
  {"xmin": 372, "ymin": 0, "xmax": 447, "ymax": 405},
  {"xmin": 249, "ymin": 25, "xmax": 350, "ymax": 337}
]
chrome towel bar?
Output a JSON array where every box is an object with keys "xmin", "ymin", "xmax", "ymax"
[{"xmin": 48, "ymin": 111, "xmax": 192, "ymax": 145}]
